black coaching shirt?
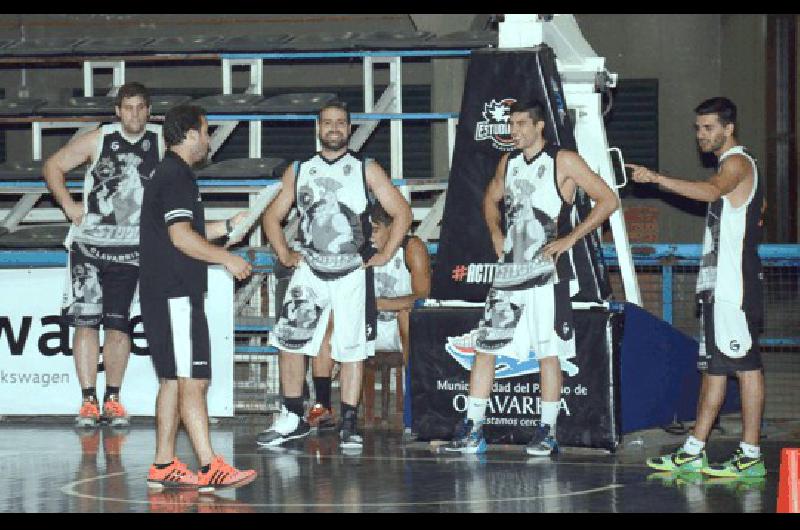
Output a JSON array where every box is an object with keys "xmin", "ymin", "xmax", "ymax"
[{"xmin": 139, "ymin": 150, "xmax": 207, "ymax": 299}]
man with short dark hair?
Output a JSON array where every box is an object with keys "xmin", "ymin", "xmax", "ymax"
[
  {"xmin": 140, "ymin": 104, "xmax": 256, "ymax": 491},
  {"xmin": 629, "ymin": 97, "xmax": 766, "ymax": 478},
  {"xmin": 442, "ymin": 100, "xmax": 619, "ymax": 455},
  {"xmin": 45, "ymin": 81, "xmax": 162, "ymax": 428},
  {"xmin": 258, "ymin": 100, "xmax": 412, "ymax": 451}
]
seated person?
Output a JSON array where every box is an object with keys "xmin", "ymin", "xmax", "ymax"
[{"xmin": 308, "ymin": 201, "xmax": 431, "ymax": 434}]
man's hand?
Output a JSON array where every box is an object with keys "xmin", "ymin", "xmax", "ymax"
[
  {"xmin": 224, "ymin": 210, "xmax": 249, "ymax": 246},
  {"xmin": 363, "ymin": 251, "xmax": 391, "ymax": 268},
  {"xmin": 224, "ymin": 254, "xmax": 253, "ymax": 281},
  {"xmin": 540, "ymin": 235, "xmax": 576, "ymax": 262},
  {"xmin": 626, "ymin": 163, "xmax": 660, "ymax": 184},
  {"xmin": 278, "ymin": 249, "xmax": 303, "ymax": 268},
  {"xmin": 492, "ymin": 234, "xmax": 504, "ymax": 260},
  {"xmin": 64, "ymin": 201, "xmax": 85, "ymax": 226}
]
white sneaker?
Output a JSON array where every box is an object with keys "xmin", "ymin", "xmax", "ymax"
[{"xmin": 256, "ymin": 406, "xmax": 311, "ymax": 447}]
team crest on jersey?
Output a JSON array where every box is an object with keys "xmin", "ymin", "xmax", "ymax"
[
  {"xmin": 343, "ymin": 164, "xmax": 352, "ymax": 176},
  {"xmin": 475, "ymin": 98, "xmax": 517, "ymax": 151},
  {"xmin": 309, "ymin": 167, "xmax": 317, "ymax": 176},
  {"xmin": 537, "ymin": 165, "xmax": 546, "ymax": 179},
  {"xmin": 142, "ymin": 138, "xmax": 151, "ymax": 152}
]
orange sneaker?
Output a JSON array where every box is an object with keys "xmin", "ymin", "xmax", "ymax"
[
  {"xmin": 102, "ymin": 398, "xmax": 129, "ymax": 427},
  {"xmin": 306, "ymin": 403, "xmax": 337, "ymax": 431},
  {"xmin": 75, "ymin": 400, "xmax": 100, "ymax": 428},
  {"xmin": 147, "ymin": 458, "xmax": 199, "ymax": 489},
  {"xmin": 197, "ymin": 455, "xmax": 257, "ymax": 493}
]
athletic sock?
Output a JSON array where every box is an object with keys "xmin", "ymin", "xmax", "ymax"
[
  {"xmin": 313, "ymin": 377, "xmax": 332, "ymax": 410},
  {"xmin": 283, "ymin": 396, "xmax": 305, "ymax": 418},
  {"xmin": 341, "ymin": 402, "xmax": 358, "ymax": 423},
  {"xmin": 740, "ymin": 441, "xmax": 761, "ymax": 458},
  {"xmin": 682, "ymin": 435, "xmax": 706, "ymax": 455},
  {"xmin": 540, "ymin": 401, "xmax": 560, "ymax": 434},
  {"xmin": 104, "ymin": 386, "xmax": 120, "ymax": 403},
  {"xmin": 82, "ymin": 387, "xmax": 97, "ymax": 402},
  {"xmin": 466, "ymin": 396, "xmax": 489, "ymax": 426}
]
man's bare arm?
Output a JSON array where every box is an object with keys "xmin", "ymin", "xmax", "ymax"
[
  {"xmin": 43, "ymin": 128, "xmax": 101, "ymax": 225},
  {"xmin": 261, "ymin": 164, "xmax": 302, "ymax": 267},
  {"xmin": 168, "ymin": 222, "xmax": 252, "ymax": 281},
  {"xmin": 541, "ymin": 151, "xmax": 619, "ymax": 261},
  {"xmin": 376, "ymin": 236, "xmax": 431, "ymax": 311},
  {"xmin": 626, "ymin": 155, "xmax": 748, "ymax": 203},
  {"xmin": 483, "ymin": 154, "xmax": 508, "ymax": 259},
  {"xmin": 365, "ymin": 161, "xmax": 412, "ymax": 268}
]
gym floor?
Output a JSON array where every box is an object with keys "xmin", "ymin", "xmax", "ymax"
[{"xmin": 0, "ymin": 414, "xmax": 795, "ymax": 513}]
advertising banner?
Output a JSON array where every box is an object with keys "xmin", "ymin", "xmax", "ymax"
[
  {"xmin": 410, "ymin": 307, "xmax": 621, "ymax": 451},
  {"xmin": 0, "ymin": 265, "xmax": 234, "ymax": 416}
]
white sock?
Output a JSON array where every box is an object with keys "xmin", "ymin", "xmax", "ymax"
[
  {"xmin": 466, "ymin": 396, "xmax": 489, "ymax": 425},
  {"xmin": 682, "ymin": 435, "xmax": 706, "ymax": 455},
  {"xmin": 541, "ymin": 401, "xmax": 560, "ymax": 433},
  {"xmin": 740, "ymin": 441, "xmax": 760, "ymax": 458}
]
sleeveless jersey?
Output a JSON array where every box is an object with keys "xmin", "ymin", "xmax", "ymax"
[
  {"xmin": 696, "ymin": 145, "xmax": 763, "ymax": 318},
  {"xmin": 494, "ymin": 143, "xmax": 576, "ymax": 290},
  {"xmin": 293, "ymin": 151, "xmax": 372, "ymax": 279},
  {"xmin": 74, "ymin": 123, "xmax": 163, "ymax": 250},
  {"xmin": 373, "ymin": 236, "xmax": 413, "ymax": 324}
]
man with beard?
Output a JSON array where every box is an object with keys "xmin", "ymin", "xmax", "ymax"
[
  {"xmin": 441, "ymin": 100, "xmax": 618, "ymax": 456},
  {"xmin": 258, "ymin": 100, "xmax": 412, "ymax": 451},
  {"xmin": 629, "ymin": 97, "xmax": 767, "ymax": 479},
  {"xmin": 45, "ymin": 82, "xmax": 163, "ymax": 428},
  {"xmin": 140, "ymin": 104, "xmax": 256, "ymax": 491}
]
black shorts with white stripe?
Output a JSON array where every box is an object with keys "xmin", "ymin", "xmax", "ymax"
[{"xmin": 141, "ymin": 294, "xmax": 211, "ymax": 380}]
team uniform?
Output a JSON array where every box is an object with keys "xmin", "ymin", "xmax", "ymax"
[
  {"xmin": 269, "ymin": 151, "xmax": 377, "ymax": 362},
  {"xmin": 62, "ymin": 123, "xmax": 163, "ymax": 331},
  {"xmin": 696, "ymin": 145, "xmax": 764, "ymax": 374},
  {"xmin": 139, "ymin": 151, "xmax": 211, "ymax": 380},
  {"xmin": 474, "ymin": 144, "xmax": 577, "ymax": 362},
  {"xmin": 373, "ymin": 236, "xmax": 413, "ymax": 352}
]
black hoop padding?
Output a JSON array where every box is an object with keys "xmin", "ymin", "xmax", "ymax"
[
  {"xmin": 256, "ymin": 93, "xmax": 337, "ymax": 113},
  {"xmin": 73, "ymin": 37, "xmax": 155, "ymax": 54},
  {"xmin": 39, "ymin": 96, "xmax": 115, "ymax": 116},
  {"xmin": 0, "ymin": 224, "xmax": 70, "ymax": 249},
  {"xmin": 218, "ymin": 34, "xmax": 292, "ymax": 52},
  {"xmin": 144, "ymin": 35, "xmax": 225, "ymax": 53},
  {"xmin": 193, "ymin": 94, "xmax": 265, "ymax": 114},
  {"xmin": 196, "ymin": 157, "xmax": 287, "ymax": 179},
  {"xmin": 0, "ymin": 98, "xmax": 48, "ymax": 116}
]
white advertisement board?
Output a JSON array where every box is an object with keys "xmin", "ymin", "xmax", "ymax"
[{"xmin": 0, "ymin": 265, "xmax": 234, "ymax": 416}]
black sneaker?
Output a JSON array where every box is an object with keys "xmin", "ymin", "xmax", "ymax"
[
  {"xmin": 339, "ymin": 410, "xmax": 363, "ymax": 450},
  {"xmin": 256, "ymin": 406, "xmax": 311, "ymax": 447}
]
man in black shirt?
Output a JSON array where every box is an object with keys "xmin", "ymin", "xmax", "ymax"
[{"xmin": 140, "ymin": 104, "xmax": 256, "ymax": 492}]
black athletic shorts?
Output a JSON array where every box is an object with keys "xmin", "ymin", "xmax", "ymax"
[
  {"xmin": 62, "ymin": 242, "xmax": 139, "ymax": 332},
  {"xmin": 698, "ymin": 300, "xmax": 762, "ymax": 375},
  {"xmin": 141, "ymin": 294, "xmax": 211, "ymax": 380}
]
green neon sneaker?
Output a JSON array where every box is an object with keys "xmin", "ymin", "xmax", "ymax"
[
  {"xmin": 702, "ymin": 448, "xmax": 766, "ymax": 478},
  {"xmin": 646, "ymin": 449, "xmax": 708, "ymax": 473}
]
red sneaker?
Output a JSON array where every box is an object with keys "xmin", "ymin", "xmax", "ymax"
[
  {"xmin": 197, "ymin": 455, "xmax": 257, "ymax": 493},
  {"xmin": 102, "ymin": 398, "xmax": 129, "ymax": 427},
  {"xmin": 147, "ymin": 458, "xmax": 199, "ymax": 489},
  {"xmin": 75, "ymin": 400, "xmax": 100, "ymax": 428},
  {"xmin": 306, "ymin": 403, "xmax": 337, "ymax": 430}
]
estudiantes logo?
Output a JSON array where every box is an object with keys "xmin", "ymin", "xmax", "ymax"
[{"xmin": 474, "ymin": 98, "xmax": 517, "ymax": 151}]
